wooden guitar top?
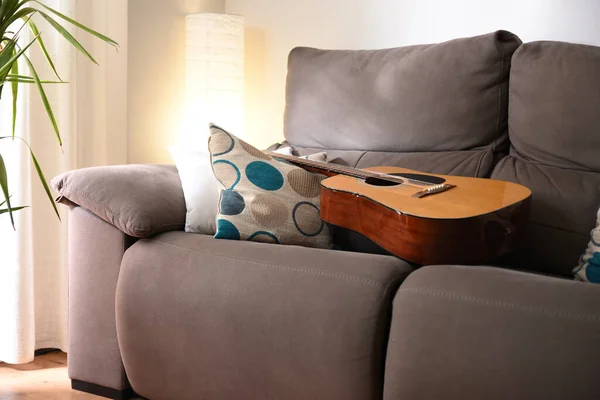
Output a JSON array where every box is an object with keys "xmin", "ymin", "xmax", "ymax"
[{"xmin": 321, "ymin": 166, "xmax": 532, "ymax": 220}]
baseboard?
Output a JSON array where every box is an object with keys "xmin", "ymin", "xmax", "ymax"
[{"xmin": 71, "ymin": 379, "xmax": 136, "ymax": 400}]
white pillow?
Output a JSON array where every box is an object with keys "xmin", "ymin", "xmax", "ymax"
[{"xmin": 169, "ymin": 147, "xmax": 220, "ymax": 235}]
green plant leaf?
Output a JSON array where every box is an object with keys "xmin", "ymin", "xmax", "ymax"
[
  {"xmin": 5, "ymin": 75, "xmax": 64, "ymax": 84},
  {"xmin": 0, "ymin": 153, "xmax": 15, "ymax": 228},
  {"xmin": 26, "ymin": 18, "xmax": 62, "ymax": 81},
  {"xmin": 23, "ymin": 54, "xmax": 62, "ymax": 147},
  {"xmin": 0, "ymin": 33, "xmax": 37, "ymax": 77},
  {"xmin": 38, "ymin": 11, "xmax": 98, "ymax": 65},
  {"xmin": 0, "ymin": 205, "xmax": 27, "ymax": 214},
  {"xmin": 0, "ymin": 0, "xmax": 20, "ymax": 25},
  {"xmin": 10, "ymin": 44, "xmax": 18, "ymax": 136},
  {"xmin": 27, "ymin": 0, "xmax": 118, "ymax": 48},
  {"xmin": 0, "ymin": 7, "xmax": 36, "ymax": 34},
  {"xmin": 0, "ymin": 136, "xmax": 60, "ymax": 220}
]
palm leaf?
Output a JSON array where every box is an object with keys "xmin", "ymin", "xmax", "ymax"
[
  {"xmin": 0, "ymin": 33, "xmax": 37, "ymax": 77},
  {"xmin": 0, "ymin": 136, "xmax": 60, "ymax": 220},
  {"xmin": 5, "ymin": 74, "xmax": 64, "ymax": 84},
  {"xmin": 0, "ymin": 0, "xmax": 20, "ymax": 25},
  {"xmin": 0, "ymin": 6, "xmax": 36, "ymax": 33},
  {"xmin": 23, "ymin": 54, "xmax": 62, "ymax": 147},
  {"xmin": 0, "ymin": 206, "xmax": 26, "ymax": 214},
  {"xmin": 37, "ymin": 11, "xmax": 98, "ymax": 65},
  {"xmin": 26, "ymin": 0, "xmax": 118, "ymax": 48},
  {"xmin": 0, "ymin": 153, "xmax": 15, "ymax": 228},
  {"xmin": 26, "ymin": 17, "xmax": 62, "ymax": 80},
  {"xmin": 10, "ymin": 44, "xmax": 18, "ymax": 136}
]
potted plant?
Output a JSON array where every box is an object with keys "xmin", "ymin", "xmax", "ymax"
[{"xmin": 0, "ymin": 0, "xmax": 117, "ymax": 227}]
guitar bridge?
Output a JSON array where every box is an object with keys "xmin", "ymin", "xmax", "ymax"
[{"xmin": 412, "ymin": 184, "xmax": 456, "ymax": 198}]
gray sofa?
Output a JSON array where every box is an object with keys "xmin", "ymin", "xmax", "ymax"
[{"xmin": 52, "ymin": 31, "xmax": 600, "ymax": 400}]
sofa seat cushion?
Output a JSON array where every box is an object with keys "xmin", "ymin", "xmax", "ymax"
[
  {"xmin": 116, "ymin": 232, "xmax": 412, "ymax": 400},
  {"xmin": 284, "ymin": 31, "xmax": 522, "ymax": 178},
  {"xmin": 384, "ymin": 265, "xmax": 600, "ymax": 400}
]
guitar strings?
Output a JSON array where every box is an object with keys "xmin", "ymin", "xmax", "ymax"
[{"xmin": 266, "ymin": 152, "xmax": 437, "ymax": 188}]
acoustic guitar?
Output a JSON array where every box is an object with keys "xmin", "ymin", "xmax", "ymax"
[{"xmin": 267, "ymin": 152, "xmax": 532, "ymax": 265}]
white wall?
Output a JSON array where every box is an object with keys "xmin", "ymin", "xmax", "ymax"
[
  {"xmin": 226, "ymin": 0, "xmax": 600, "ymax": 148},
  {"xmin": 128, "ymin": 0, "xmax": 225, "ymax": 164}
]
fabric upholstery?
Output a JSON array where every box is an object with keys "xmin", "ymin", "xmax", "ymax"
[
  {"xmin": 116, "ymin": 231, "xmax": 412, "ymax": 400},
  {"xmin": 290, "ymin": 145, "xmax": 495, "ymax": 177},
  {"xmin": 508, "ymin": 41, "xmax": 600, "ymax": 172},
  {"xmin": 284, "ymin": 30, "xmax": 521, "ymax": 177},
  {"xmin": 492, "ymin": 40, "xmax": 600, "ymax": 276},
  {"xmin": 493, "ymin": 157, "xmax": 600, "ymax": 276},
  {"xmin": 68, "ymin": 206, "xmax": 134, "ymax": 391},
  {"xmin": 52, "ymin": 164, "xmax": 186, "ymax": 238},
  {"xmin": 209, "ymin": 125, "xmax": 332, "ymax": 248},
  {"xmin": 384, "ymin": 265, "xmax": 600, "ymax": 400}
]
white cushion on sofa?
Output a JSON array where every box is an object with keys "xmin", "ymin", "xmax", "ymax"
[{"xmin": 170, "ymin": 147, "xmax": 220, "ymax": 235}]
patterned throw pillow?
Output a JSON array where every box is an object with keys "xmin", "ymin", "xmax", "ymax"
[
  {"xmin": 574, "ymin": 206, "xmax": 600, "ymax": 283},
  {"xmin": 208, "ymin": 124, "xmax": 332, "ymax": 249}
]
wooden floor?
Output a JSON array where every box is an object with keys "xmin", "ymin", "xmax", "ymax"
[{"xmin": 0, "ymin": 352, "xmax": 103, "ymax": 400}]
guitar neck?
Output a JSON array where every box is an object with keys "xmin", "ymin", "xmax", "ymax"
[{"xmin": 265, "ymin": 151, "xmax": 387, "ymax": 181}]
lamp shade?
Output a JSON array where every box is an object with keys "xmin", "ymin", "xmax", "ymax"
[{"xmin": 184, "ymin": 13, "xmax": 244, "ymax": 144}]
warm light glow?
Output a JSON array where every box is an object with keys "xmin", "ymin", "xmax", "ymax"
[{"xmin": 183, "ymin": 13, "xmax": 244, "ymax": 149}]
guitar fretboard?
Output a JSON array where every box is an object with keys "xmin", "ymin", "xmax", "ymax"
[{"xmin": 265, "ymin": 151, "xmax": 408, "ymax": 185}]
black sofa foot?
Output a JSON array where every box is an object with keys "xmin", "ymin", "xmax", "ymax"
[{"xmin": 71, "ymin": 379, "xmax": 136, "ymax": 399}]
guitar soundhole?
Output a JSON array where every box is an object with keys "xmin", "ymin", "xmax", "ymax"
[{"xmin": 364, "ymin": 173, "xmax": 446, "ymax": 186}]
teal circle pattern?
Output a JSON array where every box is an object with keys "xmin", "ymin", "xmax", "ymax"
[
  {"xmin": 212, "ymin": 129, "xmax": 235, "ymax": 156},
  {"xmin": 213, "ymin": 160, "xmax": 241, "ymax": 189},
  {"xmin": 292, "ymin": 202, "xmax": 324, "ymax": 237},
  {"xmin": 215, "ymin": 219, "xmax": 240, "ymax": 240},
  {"xmin": 248, "ymin": 231, "xmax": 280, "ymax": 244},
  {"xmin": 245, "ymin": 161, "xmax": 284, "ymax": 191},
  {"xmin": 220, "ymin": 190, "xmax": 245, "ymax": 215}
]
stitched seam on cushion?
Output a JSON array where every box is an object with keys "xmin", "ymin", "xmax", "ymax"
[
  {"xmin": 474, "ymin": 151, "xmax": 485, "ymax": 177},
  {"xmin": 148, "ymin": 239, "xmax": 384, "ymax": 286},
  {"xmin": 493, "ymin": 36, "xmax": 506, "ymax": 154},
  {"xmin": 399, "ymin": 287, "xmax": 600, "ymax": 322},
  {"xmin": 353, "ymin": 151, "xmax": 369, "ymax": 168}
]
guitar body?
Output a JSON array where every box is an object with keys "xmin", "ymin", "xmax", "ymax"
[{"xmin": 320, "ymin": 166, "xmax": 532, "ymax": 265}]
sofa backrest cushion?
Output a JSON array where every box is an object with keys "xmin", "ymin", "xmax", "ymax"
[
  {"xmin": 284, "ymin": 31, "xmax": 522, "ymax": 177},
  {"xmin": 491, "ymin": 41, "xmax": 600, "ymax": 276}
]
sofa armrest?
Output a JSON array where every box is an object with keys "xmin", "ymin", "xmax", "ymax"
[
  {"xmin": 384, "ymin": 265, "xmax": 600, "ymax": 400},
  {"xmin": 52, "ymin": 164, "xmax": 186, "ymax": 237}
]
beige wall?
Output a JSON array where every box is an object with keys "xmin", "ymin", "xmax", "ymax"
[
  {"xmin": 226, "ymin": 0, "xmax": 600, "ymax": 149},
  {"xmin": 128, "ymin": 0, "xmax": 225, "ymax": 164}
]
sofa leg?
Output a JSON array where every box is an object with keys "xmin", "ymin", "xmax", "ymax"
[{"xmin": 71, "ymin": 379, "xmax": 136, "ymax": 399}]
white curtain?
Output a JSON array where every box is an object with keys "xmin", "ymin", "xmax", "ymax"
[{"xmin": 0, "ymin": 0, "xmax": 127, "ymax": 364}]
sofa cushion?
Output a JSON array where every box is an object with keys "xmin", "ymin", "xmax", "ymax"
[
  {"xmin": 492, "ymin": 41, "xmax": 600, "ymax": 276},
  {"xmin": 52, "ymin": 164, "xmax": 186, "ymax": 238},
  {"xmin": 284, "ymin": 31, "xmax": 521, "ymax": 177},
  {"xmin": 288, "ymin": 145, "xmax": 495, "ymax": 177},
  {"xmin": 509, "ymin": 41, "xmax": 600, "ymax": 172},
  {"xmin": 208, "ymin": 125, "xmax": 332, "ymax": 249},
  {"xmin": 116, "ymin": 232, "xmax": 412, "ymax": 400},
  {"xmin": 384, "ymin": 265, "xmax": 600, "ymax": 400}
]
